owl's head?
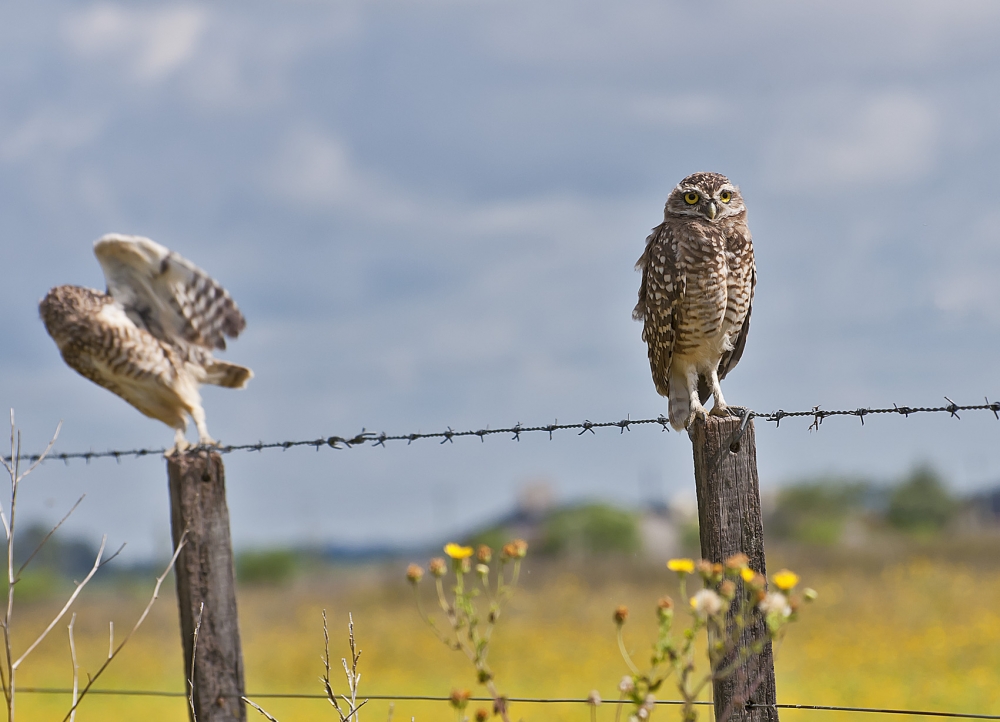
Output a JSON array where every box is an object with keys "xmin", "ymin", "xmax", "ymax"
[{"xmin": 664, "ymin": 172, "xmax": 744, "ymax": 222}]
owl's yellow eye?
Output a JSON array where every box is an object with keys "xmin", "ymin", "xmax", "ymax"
[
  {"xmin": 719, "ymin": 190, "xmax": 732, "ymax": 203},
  {"xmin": 684, "ymin": 192, "xmax": 699, "ymax": 205}
]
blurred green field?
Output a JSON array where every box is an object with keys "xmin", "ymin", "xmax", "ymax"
[{"xmin": 8, "ymin": 550, "xmax": 1000, "ymax": 721}]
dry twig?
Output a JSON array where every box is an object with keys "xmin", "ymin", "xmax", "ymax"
[
  {"xmin": 188, "ymin": 602, "xmax": 205, "ymax": 721},
  {"xmin": 61, "ymin": 535, "xmax": 187, "ymax": 722}
]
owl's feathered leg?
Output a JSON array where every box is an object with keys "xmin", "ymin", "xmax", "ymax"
[
  {"xmin": 707, "ymin": 367, "xmax": 732, "ymax": 418},
  {"xmin": 190, "ymin": 404, "xmax": 217, "ymax": 447},
  {"xmin": 165, "ymin": 427, "xmax": 190, "ymax": 457}
]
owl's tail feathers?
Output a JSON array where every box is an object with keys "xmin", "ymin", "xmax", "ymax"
[
  {"xmin": 204, "ymin": 360, "xmax": 253, "ymax": 389},
  {"xmin": 667, "ymin": 374, "xmax": 691, "ymax": 432}
]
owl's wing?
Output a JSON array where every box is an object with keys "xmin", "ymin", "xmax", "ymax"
[
  {"xmin": 93, "ymin": 234, "xmax": 246, "ymax": 351},
  {"xmin": 634, "ymin": 222, "xmax": 685, "ymax": 397},
  {"xmin": 717, "ymin": 266, "xmax": 755, "ymax": 381}
]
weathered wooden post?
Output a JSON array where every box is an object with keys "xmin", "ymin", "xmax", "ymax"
[
  {"xmin": 690, "ymin": 413, "xmax": 778, "ymax": 722},
  {"xmin": 167, "ymin": 450, "xmax": 247, "ymax": 722}
]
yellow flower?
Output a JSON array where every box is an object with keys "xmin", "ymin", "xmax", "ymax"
[
  {"xmin": 444, "ymin": 543, "xmax": 474, "ymax": 559},
  {"xmin": 667, "ymin": 558, "xmax": 695, "ymax": 574},
  {"xmin": 740, "ymin": 568, "xmax": 756, "ymax": 583},
  {"xmin": 772, "ymin": 569, "xmax": 800, "ymax": 591}
]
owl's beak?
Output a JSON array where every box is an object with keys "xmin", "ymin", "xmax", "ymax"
[{"xmin": 706, "ymin": 201, "xmax": 717, "ymax": 220}]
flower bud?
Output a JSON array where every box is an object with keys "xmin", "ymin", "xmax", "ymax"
[
  {"xmin": 475, "ymin": 709, "xmax": 490, "ymax": 722},
  {"xmin": 406, "ymin": 564, "xmax": 424, "ymax": 584},
  {"xmin": 587, "ymin": 690, "xmax": 602, "ymax": 707},
  {"xmin": 459, "ymin": 557, "xmax": 472, "ymax": 574},
  {"xmin": 618, "ymin": 675, "xmax": 635, "ymax": 694},
  {"xmin": 477, "ymin": 545, "xmax": 493, "ymax": 563},
  {"xmin": 493, "ymin": 696, "xmax": 508, "ymax": 716},
  {"xmin": 614, "ymin": 605, "xmax": 629, "ymax": 625},
  {"xmin": 803, "ymin": 587, "xmax": 818, "ymax": 601},
  {"xmin": 719, "ymin": 580, "xmax": 736, "ymax": 599},
  {"xmin": 429, "ymin": 558, "xmax": 447, "ymax": 577},
  {"xmin": 656, "ymin": 596, "xmax": 674, "ymax": 622},
  {"xmin": 725, "ymin": 553, "xmax": 749, "ymax": 571},
  {"xmin": 449, "ymin": 689, "xmax": 471, "ymax": 710},
  {"xmin": 476, "ymin": 563, "xmax": 490, "ymax": 578}
]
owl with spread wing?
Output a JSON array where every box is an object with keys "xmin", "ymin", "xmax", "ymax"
[{"xmin": 40, "ymin": 234, "xmax": 253, "ymax": 451}]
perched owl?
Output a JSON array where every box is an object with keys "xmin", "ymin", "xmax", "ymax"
[
  {"xmin": 633, "ymin": 172, "xmax": 755, "ymax": 431},
  {"xmin": 40, "ymin": 234, "xmax": 253, "ymax": 451}
]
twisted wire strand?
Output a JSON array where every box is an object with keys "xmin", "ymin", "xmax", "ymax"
[
  {"xmin": 6, "ymin": 397, "xmax": 998, "ymax": 465},
  {"xmin": 15, "ymin": 688, "xmax": 1000, "ymax": 718}
]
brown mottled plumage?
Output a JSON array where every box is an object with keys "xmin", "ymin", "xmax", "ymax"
[
  {"xmin": 634, "ymin": 172, "xmax": 755, "ymax": 431},
  {"xmin": 40, "ymin": 234, "xmax": 252, "ymax": 451}
]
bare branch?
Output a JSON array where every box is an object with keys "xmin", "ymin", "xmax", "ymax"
[
  {"xmin": 15, "ymin": 495, "xmax": 85, "ymax": 579},
  {"xmin": 61, "ymin": 534, "xmax": 186, "ymax": 722},
  {"xmin": 243, "ymin": 696, "xmax": 281, "ymax": 721},
  {"xmin": 67, "ymin": 614, "xmax": 79, "ymax": 722},
  {"xmin": 188, "ymin": 602, "xmax": 205, "ymax": 722},
  {"xmin": 1, "ymin": 410, "xmax": 14, "ymax": 478},
  {"xmin": 17, "ymin": 421, "xmax": 62, "ymax": 482},
  {"xmin": 98, "ymin": 543, "xmax": 127, "ymax": 570},
  {"xmin": 13, "ymin": 536, "xmax": 107, "ymax": 670}
]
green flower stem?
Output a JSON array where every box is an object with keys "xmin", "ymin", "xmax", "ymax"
[
  {"xmin": 613, "ymin": 693, "xmax": 624, "ymax": 722},
  {"xmin": 616, "ymin": 627, "xmax": 641, "ymax": 676}
]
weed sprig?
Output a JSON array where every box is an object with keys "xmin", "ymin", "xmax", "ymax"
[
  {"xmin": 407, "ymin": 540, "xmax": 528, "ymax": 722},
  {"xmin": 614, "ymin": 555, "xmax": 816, "ymax": 722}
]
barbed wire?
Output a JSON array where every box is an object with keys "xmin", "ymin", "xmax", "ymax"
[
  {"xmin": 15, "ymin": 688, "xmax": 1000, "ymax": 718},
  {"xmin": 5, "ymin": 397, "xmax": 998, "ymax": 465}
]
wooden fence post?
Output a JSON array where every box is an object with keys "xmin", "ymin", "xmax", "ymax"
[
  {"xmin": 167, "ymin": 450, "xmax": 247, "ymax": 722},
  {"xmin": 690, "ymin": 413, "xmax": 778, "ymax": 722}
]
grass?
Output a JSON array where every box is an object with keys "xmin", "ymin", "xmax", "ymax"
[{"xmin": 6, "ymin": 553, "xmax": 1000, "ymax": 721}]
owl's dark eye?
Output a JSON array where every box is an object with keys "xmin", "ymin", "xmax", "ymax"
[
  {"xmin": 719, "ymin": 190, "xmax": 732, "ymax": 203},
  {"xmin": 684, "ymin": 192, "xmax": 699, "ymax": 205}
]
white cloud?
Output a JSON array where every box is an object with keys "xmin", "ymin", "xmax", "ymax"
[
  {"xmin": 767, "ymin": 92, "xmax": 939, "ymax": 187},
  {"xmin": 63, "ymin": 3, "xmax": 208, "ymax": 82},
  {"xmin": 932, "ymin": 211, "xmax": 1000, "ymax": 323},
  {"xmin": 264, "ymin": 126, "xmax": 623, "ymax": 244},
  {"xmin": 934, "ymin": 271, "xmax": 1000, "ymax": 321},
  {"xmin": 0, "ymin": 110, "xmax": 104, "ymax": 162}
]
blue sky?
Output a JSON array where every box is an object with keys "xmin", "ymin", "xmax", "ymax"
[{"xmin": 2, "ymin": 1, "xmax": 999, "ymax": 559}]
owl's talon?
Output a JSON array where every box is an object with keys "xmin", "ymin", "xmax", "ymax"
[
  {"xmin": 687, "ymin": 406, "xmax": 709, "ymax": 428},
  {"xmin": 165, "ymin": 437, "xmax": 190, "ymax": 457}
]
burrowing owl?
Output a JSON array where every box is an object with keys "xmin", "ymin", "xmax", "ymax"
[
  {"xmin": 633, "ymin": 172, "xmax": 755, "ymax": 431},
  {"xmin": 40, "ymin": 234, "xmax": 252, "ymax": 451}
]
